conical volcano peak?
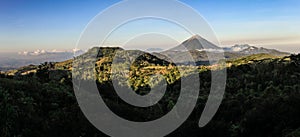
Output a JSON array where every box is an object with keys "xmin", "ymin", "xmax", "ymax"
[
  {"xmin": 167, "ymin": 35, "xmax": 220, "ymax": 51},
  {"xmin": 189, "ymin": 34, "xmax": 203, "ymax": 40},
  {"xmin": 179, "ymin": 35, "xmax": 220, "ymax": 50}
]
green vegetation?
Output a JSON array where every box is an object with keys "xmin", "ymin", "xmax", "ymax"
[
  {"xmin": 226, "ymin": 53, "xmax": 281, "ymax": 66},
  {"xmin": 0, "ymin": 48, "xmax": 299, "ymax": 137}
]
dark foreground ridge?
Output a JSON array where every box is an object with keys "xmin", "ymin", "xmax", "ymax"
[{"xmin": 0, "ymin": 47, "xmax": 299, "ymax": 137}]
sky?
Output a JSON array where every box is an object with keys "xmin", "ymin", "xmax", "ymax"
[{"xmin": 0, "ymin": 0, "xmax": 299, "ymax": 53}]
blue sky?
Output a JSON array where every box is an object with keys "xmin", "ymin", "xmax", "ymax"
[{"xmin": 0, "ymin": 0, "xmax": 299, "ymax": 52}]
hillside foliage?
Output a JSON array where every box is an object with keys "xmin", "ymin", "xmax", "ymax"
[{"xmin": 0, "ymin": 48, "xmax": 299, "ymax": 137}]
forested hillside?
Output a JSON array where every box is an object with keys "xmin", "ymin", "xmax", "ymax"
[{"xmin": 0, "ymin": 48, "xmax": 299, "ymax": 137}]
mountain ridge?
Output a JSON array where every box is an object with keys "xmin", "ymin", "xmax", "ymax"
[
  {"xmin": 0, "ymin": 35, "xmax": 291, "ymax": 71},
  {"xmin": 160, "ymin": 35, "xmax": 290, "ymax": 65}
]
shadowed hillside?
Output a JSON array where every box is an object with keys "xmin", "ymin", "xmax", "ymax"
[{"xmin": 0, "ymin": 47, "xmax": 299, "ymax": 137}]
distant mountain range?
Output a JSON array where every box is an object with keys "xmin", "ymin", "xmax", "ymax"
[
  {"xmin": 0, "ymin": 49, "xmax": 84, "ymax": 71},
  {"xmin": 0, "ymin": 35, "xmax": 291, "ymax": 71},
  {"xmin": 166, "ymin": 34, "xmax": 289, "ymax": 55},
  {"xmin": 160, "ymin": 35, "xmax": 290, "ymax": 65},
  {"xmin": 223, "ymin": 44, "xmax": 289, "ymax": 56},
  {"xmin": 18, "ymin": 49, "xmax": 84, "ymax": 56},
  {"xmin": 145, "ymin": 48, "xmax": 164, "ymax": 53}
]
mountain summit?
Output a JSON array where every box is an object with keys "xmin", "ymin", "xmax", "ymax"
[{"xmin": 170, "ymin": 35, "xmax": 220, "ymax": 51}]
